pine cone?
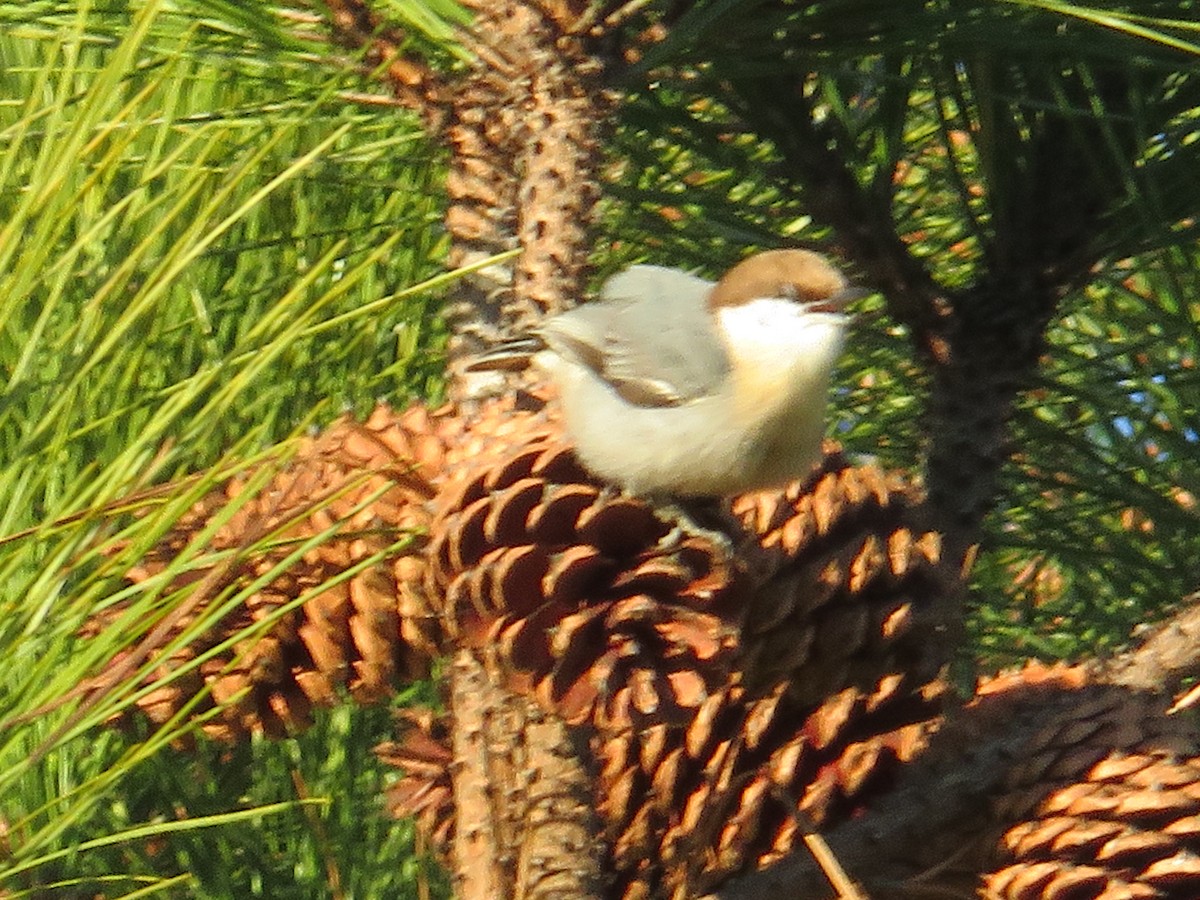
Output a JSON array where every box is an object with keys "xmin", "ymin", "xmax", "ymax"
[
  {"xmin": 588, "ymin": 451, "xmax": 955, "ymax": 898},
  {"xmin": 90, "ymin": 403, "xmax": 454, "ymax": 740},
  {"xmin": 598, "ymin": 673, "xmax": 945, "ymax": 899},
  {"xmin": 427, "ymin": 408, "xmax": 749, "ymax": 730},
  {"xmin": 377, "ymin": 708, "xmax": 455, "ymax": 852},
  {"xmin": 733, "ymin": 445, "xmax": 952, "ymax": 705},
  {"xmin": 978, "ymin": 664, "xmax": 1200, "ymax": 900},
  {"xmin": 390, "ymin": 432, "xmax": 955, "ymax": 898}
]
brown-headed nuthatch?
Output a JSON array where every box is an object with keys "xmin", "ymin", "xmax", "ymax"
[{"xmin": 476, "ymin": 249, "xmax": 861, "ymax": 497}]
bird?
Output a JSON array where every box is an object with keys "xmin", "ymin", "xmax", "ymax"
[{"xmin": 471, "ymin": 249, "xmax": 861, "ymax": 497}]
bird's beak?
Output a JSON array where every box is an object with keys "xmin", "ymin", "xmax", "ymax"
[{"xmin": 806, "ymin": 286, "xmax": 871, "ymax": 315}]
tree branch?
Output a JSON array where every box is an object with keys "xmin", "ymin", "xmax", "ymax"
[{"xmin": 449, "ymin": 649, "xmax": 607, "ymax": 899}]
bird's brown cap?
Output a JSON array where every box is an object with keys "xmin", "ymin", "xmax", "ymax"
[{"xmin": 708, "ymin": 249, "xmax": 859, "ymax": 312}]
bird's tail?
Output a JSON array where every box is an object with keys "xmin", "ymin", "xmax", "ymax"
[{"xmin": 461, "ymin": 336, "xmax": 547, "ymax": 372}]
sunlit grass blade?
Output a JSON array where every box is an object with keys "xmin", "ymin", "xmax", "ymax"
[{"xmin": 0, "ymin": 4, "xmax": 450, "ymax": 896}]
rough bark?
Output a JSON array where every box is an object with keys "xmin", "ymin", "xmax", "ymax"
[
  {"xmin": 919, "ymin": 279, "xmax": 1055, "ymax": 561},
  {"xmin": 441, "ymin": 0, "xmax": 613, "ymax": 395},
  {"xmin": 450, "ymin": 649, "xmax": 606, "ymax": 900},
  {"xmin": 320, "ymin": 0, "xmax": 615, "ymax": 393},
  {"xmin": 315, "ymin": 6, "xmax": 619, "ymax": 896}
]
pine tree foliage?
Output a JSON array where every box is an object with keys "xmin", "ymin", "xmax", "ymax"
[{"xmin": 0, "ymin": 4, "xmax": 452, "ymax": 895}]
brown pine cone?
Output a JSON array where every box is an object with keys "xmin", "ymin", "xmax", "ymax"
[
  {"xmin": 377, "ymin": 707, "xmax": 455, "ymax": 852},
  {"xmin": 427, "ymin": 414, "xmax": 749, "ymax": 730},
  {"xmin": 978, "ymin": 664, "xmax": 1200, "ymax": 900},
  {"xmin": 89, "ymin": 402, "xmax": 454, "ymax": 740},
  {"xmin": 597, "ymin": 672, "xmax": 945, "ymax": 899},
  {"xmin": 732, "ymin": 445, "xmax": 953, "ymax": 704}
]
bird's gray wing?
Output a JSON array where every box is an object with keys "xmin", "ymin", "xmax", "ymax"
[{"xmin": 540, "ymin": 266, "xmax": 731, "ymax": 408}]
